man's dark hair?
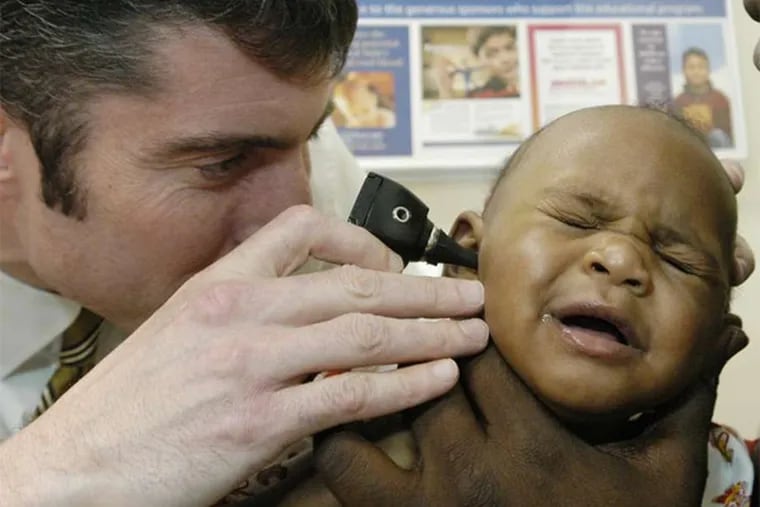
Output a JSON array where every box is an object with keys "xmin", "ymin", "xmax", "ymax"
[
  {"xmin": 682, "ymin": 46, "xmax": 710, "ymax": 66},
  {"xmin": 0, "ymin": 0, "xmax": 357, "ymax": 218},
  {"xmin": 471, "ymin": 26, "xmax": 516, "ymax": 56}
]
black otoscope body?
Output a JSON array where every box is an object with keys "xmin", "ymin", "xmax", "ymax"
[{"xmin": 348, "ymin": 172, "xmax": 478, "ymax": 270}]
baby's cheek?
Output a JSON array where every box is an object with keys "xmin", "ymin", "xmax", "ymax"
[{"xmin": 514, "ymin": 228, "xmax": 568, "ymax": 281}]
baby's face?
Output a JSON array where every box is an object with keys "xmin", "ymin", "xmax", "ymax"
[{"xmin": 478, "ymin": 107, "xmax": 736, "ymax": 422}]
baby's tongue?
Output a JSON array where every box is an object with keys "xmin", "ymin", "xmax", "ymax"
[{"xmin": 561, "ymin": 315, "xmax": 625, "ymax": 344}]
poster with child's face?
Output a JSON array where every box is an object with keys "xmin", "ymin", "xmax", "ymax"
[
  {"xmin": 422, "ymin": 25, "xmax": 520, "ymax": 100},
  {"xmin": 668, "ymin": 23, "xmax": 735, "ymax": 148}
]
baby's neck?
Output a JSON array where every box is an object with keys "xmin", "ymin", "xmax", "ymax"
[{"xmin": 560, "ymin": 412, "xmax": 655, "ymax": 445}]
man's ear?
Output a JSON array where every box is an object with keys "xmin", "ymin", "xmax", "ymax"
[
  {"xmin": 0, "ymin": 108, "xmax": 25, "ymax": 199},
  {"xmin": 442, "ymin": 210, "xmax": 483, "ymax": 279},
  {"xmin": 0, "ymin": 108, "xmax": 7, "ymax": 169},
  {"xmin": 0, "ymin": 108, "xmax": 14, "ymax": 194}
]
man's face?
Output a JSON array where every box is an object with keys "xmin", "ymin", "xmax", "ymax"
[
  {"xmin": 683, "ymin": 54, "xmax": 710, "ymax": 88},
  {"xmin": 478, "ymin": 32, "xmax": 518, "ymax": 82},
  {"xmin": 5, "ymin": 26, "xmax": 332, "ymax": 331},
  {"xmin": 478, "ymin": 108, "xmax": 735, "ymax": 422}
]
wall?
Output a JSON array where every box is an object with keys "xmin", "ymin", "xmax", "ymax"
[{"xmin": 391, "ymin": 0, "xmax": 760, "ymax": 436}]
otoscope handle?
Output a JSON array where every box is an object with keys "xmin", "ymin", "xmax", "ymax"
[{"xmin": 348, "ymin": 172, "xmax": 478, "ymax": 269}]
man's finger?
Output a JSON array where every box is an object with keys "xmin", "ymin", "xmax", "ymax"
[
  {"xmin": 253, "ymin": 266, "xmax": 486, "ymax": 325},
  {"xmin": 611, "ymin": 327, "xmax": 749, "ymax": 475},
  {"xmin": 276, "ymin": 360, "xmax": 459, "ymax": 442},
  {"xmin": 274, "ymin": 316, "xmax": 487, "ymax": 380},
  {"xmin": 733, "ymin": 234, "xmax": 756, "ymax": 286},
  {"xmin": 314, "ymin": 431, "xmax": 415, "ymax": 506},
  {"xmin": 745, "ymin": 0, "xmax": 760, "ymax": 21},
  {"xmin": 215, "ymin": 205, "xmax": 404, "ymax": 278},
  {"xmin": 720, "ymin": 160, "xmax": 745, "ymax": 193},
  {"xmin": 408, "ymin": 382, "xmax": 485, "ymax": 472},
  {"xmin": 459, "ymin": 345, "xmax": 568, "ymax": 445},
  {"xmin": 611, "ymin": 379, "xmax": 716, "ymax": 482},
  {"xmin": 608, "ymin": 325, "xmax": 748, "ymax": 483}
]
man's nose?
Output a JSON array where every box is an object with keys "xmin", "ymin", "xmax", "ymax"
[
  {"xmin": 582, "ymin": 238, "xmax": 652, "ymax": 296},
  {"xmin": 231, "ymin": 146, "xmax": 312, "ymax": 245}
]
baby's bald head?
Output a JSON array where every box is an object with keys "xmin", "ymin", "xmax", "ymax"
[{"xmin": 487, "ymin": 106, "xmax": 732, "ymax": 212}]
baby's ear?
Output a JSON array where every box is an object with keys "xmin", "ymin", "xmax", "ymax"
[
  {"xmin": 442, "ymin": 210, "xmax": 483, "ymax": 280},
  {"xmin": 702, "ymin": 313, "xmax": 747, "ymax": 381}
]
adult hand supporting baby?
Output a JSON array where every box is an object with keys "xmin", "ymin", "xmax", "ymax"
[
  {"xmin": 722, "ymin": 160, "xmax": 755, "ymax": 284},
  {"xmin": 315, "ymin": 321, "xmax": 748, "ymax": 507},
  {"xmin": 313, "ymin": 157, "xmax": 755, "ymax": 507}
]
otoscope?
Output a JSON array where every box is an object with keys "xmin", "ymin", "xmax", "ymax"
[{"xmin": 348, "ymin": 172, "xmax": 478, "ymax": 270}]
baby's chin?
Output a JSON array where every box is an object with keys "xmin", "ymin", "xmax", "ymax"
[{"xmin": 533, "ymin": 387, "xmax": 662, "ymax": 444}]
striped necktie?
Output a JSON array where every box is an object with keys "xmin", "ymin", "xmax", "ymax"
[{"xmin": 33, "ymin": 308, "xmax": 103, "ymax": 417}]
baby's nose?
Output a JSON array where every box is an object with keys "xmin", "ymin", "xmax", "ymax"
[{"xmin": 582, "ymin": 241, "xmax": 652, "ymax": 296}]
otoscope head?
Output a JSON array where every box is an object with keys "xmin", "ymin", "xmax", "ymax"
[{"xmin": 348, "ymin": 172, "xmax": 478, "ymax": 269}]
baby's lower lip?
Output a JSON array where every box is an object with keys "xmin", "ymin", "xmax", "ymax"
[{"xmin": 552, "ymin": 320, "xmax": 640, "ymax": 361}]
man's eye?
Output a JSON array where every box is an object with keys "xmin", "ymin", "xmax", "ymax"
[{"xmin": 197, "ymin": 152, "xmax": 247, "ymax": 180}]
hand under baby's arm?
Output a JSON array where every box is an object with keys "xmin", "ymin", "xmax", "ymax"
[
  {"xmin": 260, "ymin": 425, "xmax": 418, "ymax": 506},
  {"xmin": 721, "ymin": 160, "xmax": 755, "ymax": 285}
]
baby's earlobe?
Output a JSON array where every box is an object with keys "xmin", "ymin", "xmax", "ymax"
[
  {"xmin": 444, "ymin": 210, "xmax": 483, "ymax": 280},
  {"xmin": 443, "ymin": 260, "xmax": 479, "ymax": 280}
]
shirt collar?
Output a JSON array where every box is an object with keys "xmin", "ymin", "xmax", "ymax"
[{"xmin": 0, "ymin": 271, "xmax": 80, "ymax": 378}]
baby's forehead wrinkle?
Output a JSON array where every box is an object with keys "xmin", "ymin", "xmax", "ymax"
[{"xmin": 542, "ymin": 186, "xmax": 618, "ymax": 212}]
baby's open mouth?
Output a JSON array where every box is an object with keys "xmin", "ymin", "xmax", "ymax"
[{"xmin": 559, "ymin": 315, "xmax": 628, "ymax": 346}]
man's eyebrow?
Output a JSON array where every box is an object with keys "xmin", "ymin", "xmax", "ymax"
[
  {"xmin": 145, "ymin": 134, "xmax": 290, "ymax": 162},
  {"xmin": 143, "ymin": 100, "xmax": 335, "ymax": 162}
]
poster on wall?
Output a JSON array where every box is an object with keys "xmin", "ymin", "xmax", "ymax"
[
  {"xmin": 333, "ymin": 0, "xmax": 746, "ymax": 175},
  {"xmin": 529, "ymin": 24, "xmax": 627, "ymax": 129}
]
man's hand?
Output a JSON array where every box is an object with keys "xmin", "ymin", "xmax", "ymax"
[
  {"xmin": 315, "ymin": 323, "xmax": 748, "ymax": 507},
  {"xmin": 721, "ymin": 160, "xmax": 755, "ymax": 285},
  {"xmin": 0, "ymin": 205, "xmax": 488, "ymax": 507}
]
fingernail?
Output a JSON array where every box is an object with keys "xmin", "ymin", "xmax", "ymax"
[
  {"xmin": 460, "ymin": 280, "xmax": 484, "ymax": 306},
  {"xmin": 459, "ymin": 319, "xmax": 489, "ymax": 342},
  {"xmin": 389, "ymin": 253, "xmax": 405, "ymax": 273},
  {"xmin": 737, "ymin": 258, "xmax": 747, "ymax": 279},
  {"xmin": 432, "ymin": 358, "xmax": 458, "ymax": 380}
]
